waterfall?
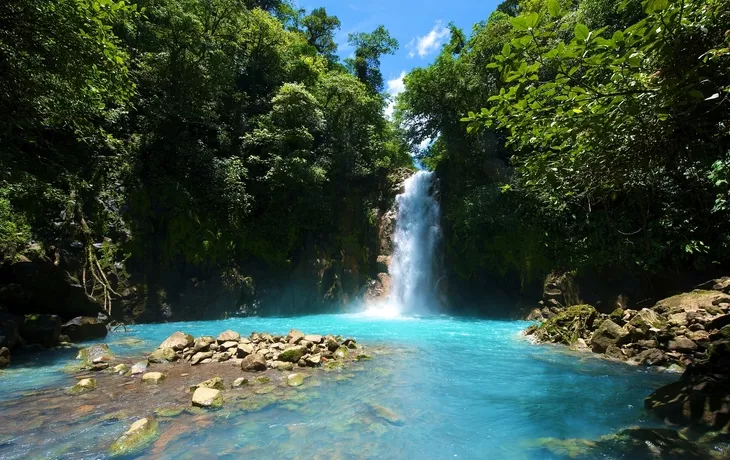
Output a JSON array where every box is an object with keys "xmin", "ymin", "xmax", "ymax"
[{"xmin": 388, "ymin": 170, "xmax": 441, "ymax": 314}]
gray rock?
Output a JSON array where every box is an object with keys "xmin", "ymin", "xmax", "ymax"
[
  {"xmin": 304, "ymin": 334, "xmax": 323, "ymax": 344},
  {"xmin": 148, "ymin": 347, "xmax": 179, "ymax": 363},
  {"xmin": 191, "ymin": 351, "xmax": 213, "ymax": 365},
  {"xmin": 279, "ymin": 345, "xmax": 307, "ymax": 363},
  {"xmin": 667, "ymin": 336, "xmax": 697, "ymax": 352},
  {"xmin": 217, "ymin": 330, "xmax": 240, "ymax": 342},
  {"xmin": 590, "ymin": 319, "xmax": 628, "ymax": 353},
  {"xmin": 158, "ymin": 332, "xmax": 193, "ymax": 351},
  {"xmin": 241, "ymin": 353, "xmax": 267, "ymax": 372},
  {"xmin": 193, "ymin": 336, "xmax": 214, "ymax": 352}
]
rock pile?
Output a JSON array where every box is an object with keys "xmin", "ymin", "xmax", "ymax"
[
  {"xmin": 145, "ymin": 329, "xmax": 364, "ymax": 371},
  {"xmin": 525, "ymin": 289, "xmax": 730, "ymax": 370}
]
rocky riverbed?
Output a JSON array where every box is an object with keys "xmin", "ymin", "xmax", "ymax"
[
  {"xmin": 524, "ymin": 280, "xmax": 730, "ymax": 441},
  {"xmin": 0, "ymin": 328, "xmax": 388, "ymax": 457}
]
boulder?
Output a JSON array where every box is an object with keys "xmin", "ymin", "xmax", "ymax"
[
  {"xmin": 60, "ymin": 316, "xmax": 107, "ymax": 342},
  {"xmin": 190, "ymin": 377, "xmax": 225, "ymax": 391},
  {"xmin": 76, "ymin": 344, "xmax": 114, "ymax": 367},
  {"xmin": 325, "ymin": 335, "xmax": 339, "ymax": 351},
  {"xmin": 236, "ymin": 343, "xmax": 254, "ymax": 357},
  {"xmin": 141, "ymin": 372, "xmax": 165, "ymax": 384},
  {"xmin": 287, "ymin": 329, "xmax": 305, "ymax": 344},
  {"xmin": 193, "ymin": 336, "xmax": 214, "ymax": 352},
  {"xmin": 305, "ymin": 354, "xmax": 322, "ymax": 366},
  {"xmin": 19, "ymin": 314, "xmax": 61, "ymax": 347},
  {"xmin": 191, "ymin": 387, "xmax": 223, "ymax": 408},
  {"xmin": 707, "ymin": 314, "xmax": 730, "ymax": 331},
  {"xmin": 653, "ymin": 290, "xmax": 730, "ymax": 315},
  {"xmin": 109, "ymin": 417, "xmax": 159, "ymax": 456},
  {"xmin": 590, "ymin": 319, "xmax": 628, "ymax": 353},
  {"xmin": 271, "ymin": 361, "xmax": 294, "ymax": 371},
  {"xmin": 287, "ymin": 373, "xmax": 304, "ymax": 387},
  {"xmin": 147, "ymin": 347, "xmax": 179, "ymax": 363},
  {"xmin": 667, "ymin": 337, "xmax": 697, "ymax": 352},
  {"xmin": 645, "ymin": 370, "xmax": 730, "ymax": 432},
  {"xmin": 67, "ymin": 378, "xmax": 96, "ymax": 395},
  {"xmin": 0, "ymin": 347, "xmax": 9, "ymax": 368},
  {"xmin": 220, "ymin": 340, "xmax": 238, "ymax": 349},
  {"xmin": 190, "ymin": 351, "xmax": 213, "ymax": 365},
  {"xmin": 217, "ymin": 330, "xmax": 239, "ymax": 342},
  {"xmin": 241, "ymin": 353, "xmax": 267, "ymax": 372},
  {"xmin": 0, "ymin": 312, "xmax": 21, "ymax": 349},
  {"xmin": 630, "ymin": 348, "xmax": 666, "ymax": 366},
  {"xmin": 304, "ymin": 334, "xmax": 323, "ymax": 344},
  {"xmin": 530, "ymin": 305, "xmax": 597, "ymax": 345},
  {"xmin": 279, "ymin": 346, "xmax": 306, "ymax": 363},
  {"xmin": 158, "ymin": 332, "xmax": 193, "ymax": 351}
]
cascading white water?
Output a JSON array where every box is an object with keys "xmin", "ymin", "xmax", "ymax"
[{"xmin": 388, "ymin": 170, "xmax": 441, "ymax": 314}]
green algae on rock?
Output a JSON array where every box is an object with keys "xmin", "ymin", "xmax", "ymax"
[
  {"xmin": 192, "ymin": 387, "xmax": 223, "ymax": 408},
  {"xmin": 66, "ymin": 378, "xmax": 96, "ymax": 395},
  {"xmin": 529, "ymin": 305, "xmax": 597, "ymax": 346},
  {"xmin": 109, "ymin": 417, "xmax": 159, "ymax": 456},
  {"xmin": 287, "ymin": 373, "xmax": 304, "ymax": 387},
  {"xmin": 76, "ymin": 344, "xmax": 114, "ymax": 367},
  {"xmin": 141, "ymin": 372, "xmax": 165, "ymax": 384},
  {"xmin": 190, "ymin": 376, "xmax": 225, "ymax": 392}
]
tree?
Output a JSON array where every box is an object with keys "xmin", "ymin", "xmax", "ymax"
[
  {"xmin": 302, "ymin": 7, "xmax": 341, "ymax": 62},
  {"xmin": 347, "ymin": 26, "xmax": 398, "ymax": 93}
]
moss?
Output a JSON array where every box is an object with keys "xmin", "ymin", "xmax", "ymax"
[{"xmin": 532, "ymin": 305, "xmax": 597, "ymax": 346}]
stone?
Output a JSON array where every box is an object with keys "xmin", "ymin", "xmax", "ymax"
[
  {"xmin": 667, "ymin": 337, "xmax": 697, "ymax": 352},
  {"xmin": 214, "ymin": 351, "xmax": 231, "ymax": 362},
  {"xmin": 630, "ymin": 348, "xmax": 666, "ymax": 366},
  {"xmin": 61, "ymin": 316, "xmax": 107, "ymax": 342},
  {"xmin": 645, "ymin": 371, "xmax": 730, "ymax": 432},
  {"xmin": 112, "ymin": 363, "xmax": 129, "ymax": 374},
  {"xmin": 0, "ymin": 347, "xmax": 9, "ymax": 368},
  {"xmin": 220, "ymin": 340, "xmax": 238, "ymax": 349},
  {"xmin": 252, "ymin": 375, "xmax": 271, "ymax": 384},
  {"xmin": 148, "ymin": 347, "xmax": 179, "ymax": 363},
  {"xmin": 109, "ymin": 417, "xmax": 159, "ymax": 456},
  {"xmin": 67, "ymin": 378, "xmax": 96, "ymax": 395},
  {"xmin": 325, "ymin": 335, "xmax": 339, "ymax": 351},
  {"xmin": 590, "ymin": 319, "xmax": 628, "ymax": 353},
  {"xmin": 232, "ymin": 377, "xmax": 248, "ymax": 388},
  {"xmin": 287, "ymin": 373, "xmax": 304, "ymax": 387},
  {"xmin": 190, "ymin": 351, "xmax": 213, "ymax": 365},
  {"xmin": 76, "ymin": 344, "xmax": 114, "ymax": 367},
  {"xmin": 271, "ymin": 361, "xmax": 294, "ymax": 371},
  {"xmin": 279, "ymin": 345, "xmax": 307, "ymax": 363},
  {"xmin": 355, "ymin": 354, "xmax": 372, "ymax": 361},
  {"xmin": 217, "ymin": 330, "xmax": 240, "ymax": 342},
  {"xmin": 190, "ymin": 376, "xmax": 225, "ymax": 391},
  {"xmin": 141, "ymin": 372, "xmax": 165, "ymax": 384},
  {"xmin": 334, "ymin": 346, "xmax": 349, "ymax": 360},
  {"xmin": 654, "ymin": 290, "xmax": 730, "ymax": 314},
  {"xmin": 288, "ymin": 329, "xmax": 305, "ymax": 344},
  {"xmin": 305, "ymin": 354, "xmax": 322, "ymax": 366},
  {"xmin": 668, "ymin": 312, "xmax": 688, "ymax": 326},
  {"xmin": 130, "ymin": 361, "xmax": 147, "ymax": 375},
  {"xmin": 193, "ymin": 336, "xmax": 214, "ymax": 352},
  {"xmin": 304, "ymin": 334, "xmax": 323, "ymax": 344},
  {"xmin": 637, "ymin": 339, "xmax": 657, "ymax": 349},
  {"xmin": 158, "ymin": 331, "xmax": 193, "ymax": 351},
  {"xmin": 366, "ymin": 402, "xmax": 403, "ymax": 425},
  {"xmin": 239, "ymin": 337, "xmax": 251, "ymax": 344},
  {"xmin": 687, "ymin": 330, "xmax": 710, "ymax": 343},
  {"xmin": 605, "ymin": 346, "xmax": 624, "ymax": 360},
  {"xmin": 192, "ymin": 387, "xmax": 223, "ymax": 408},
  {"xmin": 297, "ymin": 358, "xmax": 306, "ymax": 367},
  {"xmin": 241, "ymin": 353, "xmax": 267, "ymax": 372},
  {"xmin": 236, "ymin": 343, "xmax": 254, "ymax": 357},
  {"xmin": 707, "ymin": 314, "xmax": 730, "ymax": 331},
  {"xmin": 20, "ymin": 314, "xmax": 61, "ymax": 347}
]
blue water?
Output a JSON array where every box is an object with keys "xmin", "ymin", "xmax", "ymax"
[{"xmin": 0, "ymin": 314, "xmax": 675, "ymax": 459}]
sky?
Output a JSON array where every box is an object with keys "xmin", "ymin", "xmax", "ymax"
[{"xmin": 297, "ymin": 0, "xmax": 503, "ymax": 113}]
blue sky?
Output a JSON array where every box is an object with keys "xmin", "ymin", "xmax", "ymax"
[{"xmin": 297, "ymin": 0, "xmax": 502, "ymax": 111}]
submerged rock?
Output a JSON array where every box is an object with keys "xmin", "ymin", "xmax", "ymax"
[
  {"xmin": 192, "ymin": 387, "xmax": 223, "ymax": 408},
  {"xmin": 334, "ymin": 346, "xmax": 349, "ymax": 360},
  {"xmin": 141, "ymin": 372, "xmax": 165, "ymax": 384},
  {"xmin": 190, "ymin": 376, "xmax": 225, "ymax": 391},
  {"xmin": 67, "ymin": 378, "xmax": 96, "ymax": 395},
  {"xmin": 366, "ymin": 402, "xmax": 403, "ymax": 426},
  {"xmin": 109, "ymin": 417, "xmax": 159, "ymax": 456},
  {"xmin": 232, "ymin": 377, "xmax": 248, "ymax": 388},
  {"xmin": 287, "ymin": 373, "xmax": 304, "ymax": 387},
  {"xmin": 76, "ymin": 344, "xmax": 114, "ymax": 367}
]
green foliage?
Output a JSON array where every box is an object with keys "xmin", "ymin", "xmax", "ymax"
[
  {"xmin": 0, "ymin": 0, "xmax": 411, "ymax": 315},
  {"xmin": 346, "ymin": 26, "xmax": 399, "ymax": 93}
]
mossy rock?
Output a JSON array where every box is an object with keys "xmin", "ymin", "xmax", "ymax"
[
  {"xmin": 237, "ymin": 394, "xmax": 276, "ymax": 412},
  {"xmin": 323, "ymin": 360, "xmax": 344, "ymax": 372},
  {"xmin": 76, "ymin": 344, "xmax": 114, "ymax": 367},
  {"xmin": 531, "ymin": 305, "xmax": 597, "ymax": 346},
  {"xmin": 529, "ymin": 437, "xmax": 595, "ymax": 458},
  {"xmin": 334, "ymin": 346, "xmax": 349, "ymax": 360},
  {"xmin": 66, "ymin": 378, "xmax": 96, "ymax": 395},
  {"xmin": 252, "ymin": 376, "xmax": 271, "ymax": 385},
  {"xmin": 355, "ymin": 354, "xmax": 372, "ymax": 361},
  {"xmin": 109, "ymin": 417, "xmax": 159, "ymax": 456},
  {"xmin": 154, "ymin": 406, "xmax": 185, "ymax": 418}
]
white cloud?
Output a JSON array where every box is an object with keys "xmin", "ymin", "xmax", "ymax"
[
  {"xmin": 385, "ymin": 71, "xmax": 407, "ymax": 119},
  {"xmin": 408, "ymin": 21, "xmax": 450, "ymax": 58}
]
